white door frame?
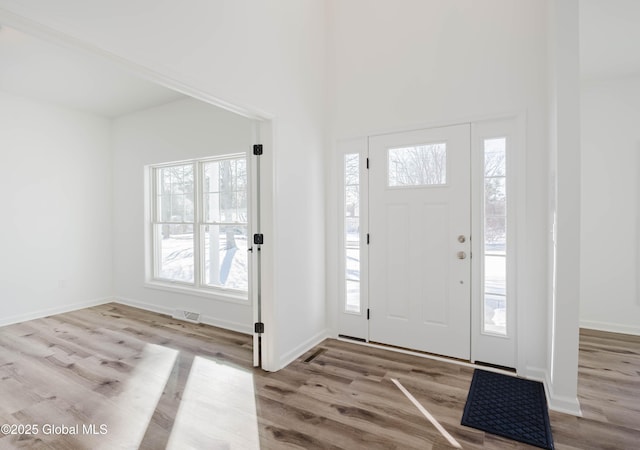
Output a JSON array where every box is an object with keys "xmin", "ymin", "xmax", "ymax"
[
  {"xmin": 336, "ymin": 137, "xmax": 370, "ymax": 340},
  {"xmin": 368, "ymin": 124, "xmax": 472, "ymax": 359},
  {"xmin": 470, "ymin": 117, "xmax": 522, "ymax": 369},
  {"xmin": 336, "ymin": 115, "xmax": 525, "ymax": 371}
]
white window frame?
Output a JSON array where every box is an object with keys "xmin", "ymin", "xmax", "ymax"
[
  {"xmin": 145, "ymin": 154, "xmax": 250, "ymax": 304},
  {"xmin": 336, "ymin": 137, "xmax": 369, "ymax": 340},
  {"xmin": 471, "ymin": 116, "xmax": 523, "ymax": 369}
]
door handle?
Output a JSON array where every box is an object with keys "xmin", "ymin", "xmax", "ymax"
[{"xmin": 457, "ymin": 251, "xmax": 467, "ymax": 260}]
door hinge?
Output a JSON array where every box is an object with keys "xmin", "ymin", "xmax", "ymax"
[
  {"xmin": 366, "ymin": 233, "xmax": 370, "ymax": 245},
  {"xmin": 254, "ymin": 322, "xmax": 264, "ymax": 334},
  {"xmin": 366, "ymin": 157, "xmax": 369, "ymax": 169},
  {"xmin": 253, "ymin": 233, "xmax": 264, "ymax": 245},
  {"xmin": 253, "ymin": 144, "xmax": 263, "ymax": 155},
  {"xmin": 367, "ymin": 309, "xmax": 370, "ymax": 320}
]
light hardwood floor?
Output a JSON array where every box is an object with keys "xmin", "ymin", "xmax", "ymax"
[{"xmin": 0, "ymin": 303, "xmax": 638, "ymax": 449}]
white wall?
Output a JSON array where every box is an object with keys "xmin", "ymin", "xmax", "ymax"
[
  {"xmin": 0, "ymin": 0, "xmax": 328, "ymax": 369},
  {"xmin": 0, "ymin": 90, "xmax": 112, "ymax": 324},
  {"xmin": 580, "ymin": 77, "xmax": 640, "ymax": 335},
  {"xmin": 112, "ymin": 97, "xmax": 254, "ymax": 331},
  {"xmin": 547, "ymin": 0, "xmax": 581, "ymax": 415},
  {"xmin": 326, "ymin": 0, "xmax": 551, "ymax": 379}
]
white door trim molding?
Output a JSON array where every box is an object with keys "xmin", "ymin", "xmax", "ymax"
[
  {"xmin": 470, "ymin": 116, "xmax": 524, "ymax": 369},
  {"xmin": 368, "ymin": 124, "xmax": 472, "ymax": 360},
  {"xmin": 336, "ymin": 137, "xmax": 369, "ymax": 340},
  {"xmin": 336, "ymin": 113, "xmax": 528, "ymax": 371}
]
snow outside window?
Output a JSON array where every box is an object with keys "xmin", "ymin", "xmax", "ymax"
[{"xmin": 151, "ymin": 155, "xmax": 248, "ymax": 298}]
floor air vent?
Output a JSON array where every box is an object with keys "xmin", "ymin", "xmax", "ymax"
[
  {"xmin": 303, "ymin": 348, "xmax": 326, "ymax": 363},
  {"xmin": 172, "ymin": 309, "xmax": 201, "ymax": 324}
]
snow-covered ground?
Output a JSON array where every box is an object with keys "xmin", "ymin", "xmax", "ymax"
[{"xmin": 158, "ymin": 232, "xmax": 248, "ymax": 291}]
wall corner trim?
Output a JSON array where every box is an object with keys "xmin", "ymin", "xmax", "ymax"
[{"xmin": 526, "ymin": 366, "xmax": 582, "ymax": 416}]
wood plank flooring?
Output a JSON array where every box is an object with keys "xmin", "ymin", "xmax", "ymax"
[{"xmin": 0, "ymin": 303, "xmax": 638, "ymax": 449}]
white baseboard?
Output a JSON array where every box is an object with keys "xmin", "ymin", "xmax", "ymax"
[
  {"xmin": 113, "ymin": 296, "xmax": 252, "ymax": 335},
  {"xmin": 0, "ymin": 296, "xmax": 113, "ymax": 328},
  {"xmin": 522, "ymin": 366, "xmax": 548, "ymax": 385},
  {"xmin": 278, "ymin": 328, "xmax": 331, "ymax": 370},
  {"xmin": 201, "ymin": 314, "xmax": 252, "ymax": 335},
  {"xmin": 114, "ymin": 296, "xmax": 174, "ymax": 316},
  {"xmin": 525, "ymin": 366, "xmax": 582, "ymax": 416},
  {"xmin": 580, "ymin": 320, "xmax": 640, "ymax": 336}
]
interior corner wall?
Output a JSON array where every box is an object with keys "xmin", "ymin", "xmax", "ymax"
[
  {"xmin": 326, "ymin": 0, "xmax": 551, "ymax": 375},
  {"xmin": 580, "ymin": 77, "xmax": 640, "ymax": 335},
  {"xmin": 0, "ymin": 90, "xmax": 113, "ymax": 324},
  {"xmin": 0, "ymin": 0, "xmax": 328, "ymax": 369},
  {"xmin": 547, "ymin": 0, "xmax": 581, "ymax": 415},
  {"xmin": 112, "ymin": 97, "xmax": 254, "ymax": 332}
]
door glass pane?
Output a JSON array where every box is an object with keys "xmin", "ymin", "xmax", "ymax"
[
  {"xmin": 346, "ymin": 247, "xmax": 360, "ymax": 282},
  {"xmin": 484, "ymin": 255, "xmax": 506, "ymax": 333},
  {"xmin": 483, "ymin": 138, "xmax": 507, "ymax": 335},
  {"xmin": 485, "ymin": 216, "xmax": 506, "ymax": 252},
  {"xmin": 388, "ymin": 143, "xmax": 447, "ymax": 186},
  {"xmin": 485, "ymin": 177, "xmax": 506, "ymax": 216},
  {"xmin": 345, "ymin": 153, "xmax": 359, "ymax": 185},
  {"xmin": 346, "ymin": 280, "xmax": 360, "ymax": 313},
  {"xmin": 344, "ymin": 153, "xmax": 360, "ymax": 313},
  {"xmin": 203, "ymin": 224, "xmax": 248, "ymax": 290},
  {"xmin": 156, "ymin": 224, "xmax": 194, "ymax": 283},
  {"xmin": 484, "ymin": 138, "xmax": 506, "ymax": 176},
  {"xmin": 345, "ymin": 185, "xmax": 360, "ymax": 218}
]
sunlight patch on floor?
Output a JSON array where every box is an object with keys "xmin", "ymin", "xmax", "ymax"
[
  {"xmin": 391, "ymin": 378, "xmax": 462, "ymax": 449},
  {"xmin": 166, "ymin": 357, "xmax": 259, "ymax": 449},
  {"xmin": 89, "ymin": 343, "xmax": 179, "ymax": 449}
]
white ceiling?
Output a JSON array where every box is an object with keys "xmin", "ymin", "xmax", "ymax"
[
  {"xmin": 3, "ymin": 4, "xmax": 637, "ymax": 112},
  {"xmin": 0, "ymin": 25, "xmax": 185, "ymax": 117},
  {"xmin": 580, "ymin": 0, "xmax": 640, "ymax": 82}
]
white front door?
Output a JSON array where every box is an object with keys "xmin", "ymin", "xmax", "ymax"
[{"xmin": 368, "ymin": 124, "xmax": 471, "ymax": 360}]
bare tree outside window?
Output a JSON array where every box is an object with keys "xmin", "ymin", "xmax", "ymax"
[
  {"xmin": 484, "ymin": 142, "xmax": 506, "ymax": 250},
  {"xmin": 344, "ymin": 153, "xmax": 360, "ymax": 313},
  {"xmin": 156, "ymin": 164, "xmax": 195, "ymax": 282},
  {"xmin": 151, "ymin": 156, "xmax": 248, "ymax": 293},
  {"xmin": 483, "ymin": 138, "xmax": 507, "ymax": 335},
  {"xmin": 203, "ymin": 157, "xmax": 248, "ymax": 291},
  {"xmin": 388, "ymin": 143, "xmax": 447, "ymax": 187}
]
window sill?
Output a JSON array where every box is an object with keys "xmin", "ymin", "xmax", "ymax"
[{"xmin": 144, "ymin": 280, "xmax": 249, "ymax": 305}]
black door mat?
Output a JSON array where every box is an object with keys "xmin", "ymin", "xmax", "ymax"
[{"xmin": 461, "ymin": 369, "xmax": 554, "ymax": 449}]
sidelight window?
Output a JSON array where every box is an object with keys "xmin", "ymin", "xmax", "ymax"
[
  {"xmin": 483, "ymin": 138, "xmax": 507, "ymax": 335},
  {"xmin": 344, "ymin": 153, "xmax": 361, "ymax": 313}
]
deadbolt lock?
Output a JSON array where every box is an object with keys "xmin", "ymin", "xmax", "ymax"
[{"xmin": 458, "ymin": 235, "xmax": 466, "ymax": 243}]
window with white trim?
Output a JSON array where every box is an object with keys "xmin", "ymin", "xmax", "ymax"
[
  {"xmin": 482, "ymin": 138, "xmax": 507, "ymax": 335},
  {"xmin": 150, "ymin": 155, "xmax": 248, "ymax": 299},
  {"xmin": 344, "ymin": 153, "xmax": 361, "ymax": 313}
]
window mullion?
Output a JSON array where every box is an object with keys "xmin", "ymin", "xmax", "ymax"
[
  {"xmin": 152, "ymin": 168, "xmax": 159, "ymax": 280},
  {"xmin": 193, "ymin": 161, "xmax": 202, "ymax": 289}
]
